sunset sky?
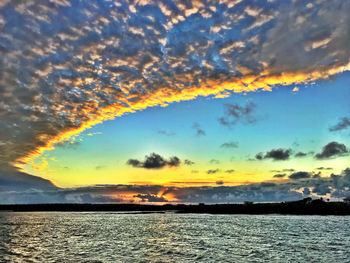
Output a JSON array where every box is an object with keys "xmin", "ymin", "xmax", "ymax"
[{"xmin": 1, "ymin": 0, "xmax": 350, "ymax": 203}]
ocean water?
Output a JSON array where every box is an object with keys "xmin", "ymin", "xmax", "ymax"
[{"xmin": 0, "ymin": 212, "xmax": 349, "ymax": 262}]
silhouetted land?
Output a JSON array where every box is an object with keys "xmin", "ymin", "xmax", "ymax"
[{"xmin": 1, "ymin": 198, "xmax": 350, "ymax": 215}]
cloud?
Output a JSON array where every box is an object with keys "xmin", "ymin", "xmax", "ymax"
[
  {"xmin": 225, "ymin": 169, "xmax": 235, "ymax": 174},
  {"xmin": 133, "ymin": 194, "xmax": 168, "ymax": 202},
  {"xmin": 256, "ymin": 148, "xmax": 291, "ymax": 161},
  {"xmin": 127, "ymin": 153, "xmax": 181, "ymax": 169},
  {"xmin": 0, "ymin": 166, "xmax": 57, "ymax": 192},
  {"xmin": 184, "ymin": 159, "xmax": 195, "ymax": 165},
  {"xmin": 316, "ymin": 167, "xmax": 333, "ymax": 170},
  {"xmin": 55, "ymin": 141, "xmax": 81, "ymax": 149},
  {"xmin": 220, "ymin": 141, "xmax": 239, "ymax": 148},
  {"xmin": 329, "ymin": 117, "xmax": 350, "ymax": 132},
  {"xmin": 95, "ymin": 165, "xmax": 107, "ymax": 170},
  {"xmin": 315, "ymin": 141, "xmax": 349, "ymax": 159},
  {"xmin": 209, "ymin": 159, "xmax": 220, "ymax": 164},
  {"xmin": 218, "ymin": 102, "xmax": 257, "ymax": 127},
  {"xmin": 294, "ymin": 152, "xmax": 308, "ymax": 158},
  {"xmin": 265, "ymin": 149, "xmax": 291, "ymax": 161},
  {"xmin": 282, "ymin": 169, "xmax": 295, "ymax": 172},
  {"xmin": 302, "ymin": 188, "xmax": 311, "ymax": 195},
  {"xmin": 157, "ymin": 130, "xmax": 176, "ymax": 136},
  {"xmin": 289, "ymin": 171, "xmax": 311, "ymax": 180},
  {"xmin": 192, "ymin": 122, "xmax": 206, "ymax": 136},
  {"xmin": 273, "ymin": 174, "xmax": 286, "ymax": 178},
  {"xmin": 0, "ymin": 0, "xmax": 349, "ymax": 188},
  {"xmin": 207, "ymin": 169, "xmax": 220, "ymax": 174},
  {"xmin": 2, "ymin": 167, "xmax": 350, "ymax": 204},
  {"xmin": 255, "ymin": 153, "xmax": 264, "ymax": 160},
  {"xmin": 312, "ymin": 184, "xmax": 331, "ymax": 195},
  {"xmin": 216, "ymin": 180, "xmax": 224, "ymax": 185}
]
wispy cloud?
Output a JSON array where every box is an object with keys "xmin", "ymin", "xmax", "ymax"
[
  {"xmin": 192, "ymin": 122, "xmax": 206, "ymax": 136},
  {"xmin": 207, "ymin": 169, "xmax": 220, "ymax": 174},
  {"xmin": 329, "ymin": 117, "xmax": 350, "ymax": 132},
  {"xmin": 218, "ymin": 102, "xmax": 257, "ymax": 127},
  {"xmin": 157, "ymin": 130, "xmax": 176, "ymax": 136},
  {"xmin": 220, "ymin": 141, "xmax": 239, "ymax": 148}
]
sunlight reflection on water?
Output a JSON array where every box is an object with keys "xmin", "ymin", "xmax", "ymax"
[{"xmin": 0, "ymin": 212, "xmax": 349, "ymax": 262}]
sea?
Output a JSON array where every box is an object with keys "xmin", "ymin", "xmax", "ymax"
[{"xmin": 0, "ymin": 212, "xmax": 349, "ymax": 262}]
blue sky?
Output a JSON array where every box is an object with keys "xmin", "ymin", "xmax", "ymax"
[
  {"xmin": 25, "ymin": 71, "xmax": 349, "ymax": 188},
  {"xmin": 1, "ymin": 0, "xmax": 350, "ymax": 203}
]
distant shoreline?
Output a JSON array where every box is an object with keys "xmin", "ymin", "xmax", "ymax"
[{"xmin": 1, "ymin": 198, "xmax": 350, "ymax": 215}]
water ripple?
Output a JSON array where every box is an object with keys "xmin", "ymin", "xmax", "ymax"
[{"xmin": 0, "ymin": 213, "xmax": 350, "ymax": 262}]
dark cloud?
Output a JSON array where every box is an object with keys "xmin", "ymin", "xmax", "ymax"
[
  {"xmin": 289, "ymin": 171, "xmax": 311, "ymax": 180},
  {"xmin": 0, "ymin": 166, "xmax": 57, "ymax": 192},
  {"xmin": 294, "ymin": 152, "xmax": 308, "ymax": 158},
  {"xmin": 207, "ymin": 169, "xmax": 220, "ymax": 174},
  {"xmin": 282, "ymin": 169, "xmax": 296, "ymax": 172},
  {"xmin": 192, "ymin": 122, "xmax": 206, "ymax": 136},
  {"xmin": 312, "ymin": 185, "xmax": 331, "ymax": 195},
  {"xmin": 312, "ymin": 172, "xmax": 322, "ymax": 179},
  {"xmin": 216, "ymin": 180, "xmax": 224, "ymax": 185},
  {"xmin": 256, "ymin": 148, "xmax": 291, "ymax": 161},
  {"xmin": 209, "ymin": 159, "xmax": 220, "ymax": 164},
  {"xmin": 329, "ymin": 117, "xmax": 350, "ymax": 132},
  {"xmin": 273, "ymin": 174, "xmax": 286, "ymax": 178},
  {"xmin": 127, "ymin": 153, "xmax": 180, "ymax": 169},
  {"xmin": 265, "ymin": 149, "xmax": 291, "ymax": 161},
  {"xmin": 255, "ymin": 153, "xmax": 264, "ymax": 160},
  {"xmin": 225, "ymin": 169, "xmax": 235, "ymax": 174},
  {"xmin": 168, "ymin": 156, "xmax": 181, "ymax": 167},
  {"xmin": 219, "ymin": 102, "xmax": 257, "ymax": 127},
  {"xmin": 315, "ymin": 141, "xmax": 349, "ymax": 159},
  {"xmin": 302, "ymin": 188, "xmax": 311, "ymax": 195},
  {"xmin": 220, "ymin": 142, "xmax": 239, "ymax": 148},
  {"xmin": 184, "ymin": 159, "xmax": 195, "ymax": 165}
]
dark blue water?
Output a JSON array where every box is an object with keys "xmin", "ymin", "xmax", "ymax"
[{"xmin": 0, "ymin": 212, "xmax": 349, "ymax": 262}]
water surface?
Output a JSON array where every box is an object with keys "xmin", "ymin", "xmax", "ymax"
[{"xmin": 0, "ymin": 212, "xmax": 349, "ymax": 262}]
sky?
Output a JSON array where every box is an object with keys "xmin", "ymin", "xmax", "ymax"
[{"xmin": 0, "ymin": 0, "xmax": 350, "ymax": 204}]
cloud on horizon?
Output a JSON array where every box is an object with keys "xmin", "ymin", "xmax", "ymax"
[{"xmin": 2, "ymin": 168, "xmax": 350, "ymax": 204}]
